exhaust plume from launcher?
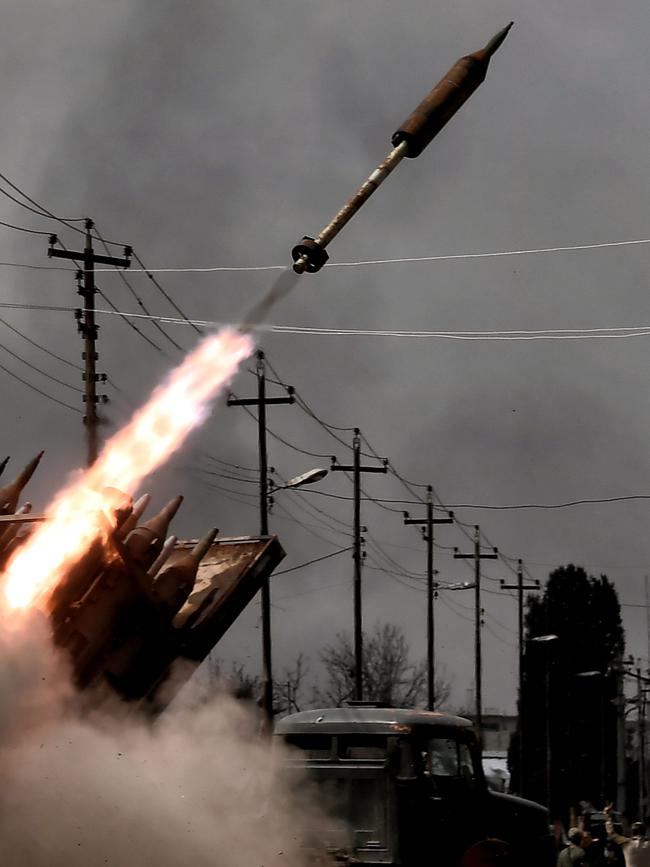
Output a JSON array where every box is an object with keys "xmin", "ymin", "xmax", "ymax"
[
  {"xmin": 291, "ymin": 23, "xmax": 513, "ymax": 275},
  {"xmin": 2, "ymin": 328, "xmax": 253, "ymax": 611}
]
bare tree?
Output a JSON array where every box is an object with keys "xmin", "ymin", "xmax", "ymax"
[
  {"xmin": 273, "ymin": 653, "xmax": 308, "ymax": 716},
  {"xmin": 315, "ymin": 622, "xmax": 451, "ymax": 709},
  {"xmin": 205, "ymin": 654, "xmax": 308, "ymax": 716}
]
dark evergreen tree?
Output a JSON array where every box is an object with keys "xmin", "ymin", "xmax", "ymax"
[{"xmin": 510, "ymin": 564, "xmax": 624, "ymax": 822}]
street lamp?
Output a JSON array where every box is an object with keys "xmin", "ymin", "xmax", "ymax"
[
  {"xmin": 271, "ymin": 467, "xmax": 329, "ymax": 492},
  {"xmin": 528, "ymin": 634, "xmax": 559, "ymax": 810}
]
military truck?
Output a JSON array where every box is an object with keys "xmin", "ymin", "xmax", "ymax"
[{"xmin": 275, "ymin": 704, "xmax": 556, "ymax": 866}]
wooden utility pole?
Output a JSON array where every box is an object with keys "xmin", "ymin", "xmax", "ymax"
[
  {"xmin": 403, "ymin": 486, "xmax": 453, "ymax": 710},
  {"xmin": 48, "ymin": 221, "xmax": 131, "ymax": 466},
  {"xmin": 454, "ymin": 527, "xmax": 498, "ymax": 743},
  {"xmin": 500, "ymin": 560, "xmax": 540, "ymax": 795},
  {"xmin": 331, "ymin": 430, "xmax": 387, "ymax": 701},
  {"xmin": 227, "ymin": 350, "xmax": 294, "ymax": 722}
]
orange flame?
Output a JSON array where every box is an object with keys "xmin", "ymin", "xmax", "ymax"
[{"xmin": 2, "ymin": 327, "xmax": 253, "ymax": 610}]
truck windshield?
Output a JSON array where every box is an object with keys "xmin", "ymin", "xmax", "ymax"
[{"xmin": 425, "ymin": 737, "xmax": 477, "ymax": 788}]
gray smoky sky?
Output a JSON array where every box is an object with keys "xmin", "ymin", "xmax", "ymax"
[{"xmin": 2, "ymin": 0, "xmax": 650, "ymax": 714}]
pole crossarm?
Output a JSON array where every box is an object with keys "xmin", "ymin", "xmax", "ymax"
[
  {"xmin": 227, "ymin": 396, "xmax": 295, "ymax": 407},
  {"xmin": 453, "ymin": 548, "xmax": 498, "ymax": 560},
  {"xmin": 331, "ymin": 465, "xmax": 387, "ymax": 473},
  {"xmin": 49, "ymin": 248, "xmax": 132, "ymax": 268},
  {"xmin": 403, "ymin": 485, "xmax": 454, "ymax": 711}
]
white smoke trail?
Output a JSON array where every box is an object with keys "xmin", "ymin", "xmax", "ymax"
[{"xmin": 0, "ymin": 612, "xmax": 329, "ymax": 867}]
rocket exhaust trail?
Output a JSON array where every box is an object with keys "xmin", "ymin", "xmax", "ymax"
[
  {"xmin": 2, "ymin": 328, "xmax": 253, "ymax": 610},
  {"xmin": 240, "ymin": 268, "xmax": 302, "ymax": 332}
]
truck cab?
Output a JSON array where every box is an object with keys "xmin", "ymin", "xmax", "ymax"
[{"xmin": 275, "ymin": 705, "xmax": 555, "ymax": 866}]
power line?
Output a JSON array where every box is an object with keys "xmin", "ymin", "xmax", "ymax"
[
  {"xmin": 89, "ymin": 235, "xmax": 650, "ymax": 272},
  {"xmin": 437, "ymin": 593, "xmax": 474, "ymax": 624},
  {"xmin": 7, "ymin": 301, "xmax": 650, "ymax": 345},
  {"xmin": 0, "ymin": 172, "xmax": 87, "ymax": 232},
  {"xmin": 93, "ymin": 227, "xmax": 184, "ymax": 353},
  {"xmin": 132, "ymin": 250, "xmax": 204, "ymax": 336},
  {"xmin": 483, "ymin": 621, "xmax": 517, "ymax": 649},
  {"xmin": 192, "ymin": 476, "xmax": 259, "ymax": 510},
  {"xmin": 272, "ymin": 499, "xmax": 348, "ymax": 548},
  {"xmin": 255, "ymin": 325, "xmax": 650, "ymax": 341},
  {"xmin": 0, "ymin": 261, "xmax": 71, "ymax": 272},
  {"xmin": 272, "ymin": 471, "xmax": 352, "ymax": 534},
  {"xmin": 0, "ymin": 317, "xmax": 82, "ymax": 370},
  {"xmin": 264, "ymin": 357, "xmax": 357, "ymax": 434},
  {"xmin": 0, "ymin": 358, "xmax": 82, "ymax": 414},
  {"xmin": 0, "ymin": 338, "xmax": 82, "ymax": 393},
  {"xmin": 447, "ymin": 495, "xmax": 650, "ymax": 510},
  {"xmin": 0, "ymin": 218, "xmax": 53, "ymax": 237},
  {"xmin": 97, "ymin": 287, "xmax": 171, "ymax": 358},
  {"xmin": 201, "ymin": 453, "xmax": 259, "ymax": 475},
  {"xmin": 273, "ymin": 546, "xmax": 353, "ymax": 576},
  {"xmin": 365, "ymin": 562, "xmax": 427, "ymax": 594},
  {"xmin": 190, "ymin": 466, "xmax": 259, "ymax": 485},
  {"xmin": 0, "ymin": 184, "xmax": 69, "ymax": 222}
]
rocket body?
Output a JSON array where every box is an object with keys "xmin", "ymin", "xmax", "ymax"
[
  {"xmin": 291, "ymin": 24, "xmax": 512, "ymax": 275},
  {"xmin": 392, "ymin": 23, "xmax": 512, "ymax": 158},
  {"xmin": 124, "ymin": 494, "xmax": 183, "ymax": 569}
]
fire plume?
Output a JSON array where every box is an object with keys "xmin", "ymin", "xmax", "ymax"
[{"xmin": 2, "ymin": 327, "xmax": 253, "ymax": 610}]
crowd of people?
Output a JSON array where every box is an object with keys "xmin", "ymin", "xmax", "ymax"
[{"xmin": 557, "ymin": 809, "xmax": 650, "ymax": 866}]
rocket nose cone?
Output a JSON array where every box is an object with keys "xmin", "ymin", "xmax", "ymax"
[
  {"xmin": 483, "ymin": 22, "xmax": 513, "ymax": 57},
  {"xmin": 163, "ymin": 494, "xmax": 184, "ymax": 520}
]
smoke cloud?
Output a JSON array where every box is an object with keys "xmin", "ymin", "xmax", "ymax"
[{"xmin": 0, "ymin": 611, "xmax": 328, "ymax": 867}]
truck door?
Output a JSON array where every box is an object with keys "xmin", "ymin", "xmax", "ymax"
[{"xmin": 422, "ymin": 735, "xmax": 487, "ymax": 862}]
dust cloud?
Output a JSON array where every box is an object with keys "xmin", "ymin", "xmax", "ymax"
[{"xmin": 0, "ymin": 610, "xmax": 330, "ymax": 867}]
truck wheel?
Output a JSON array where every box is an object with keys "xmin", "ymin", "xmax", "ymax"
[{"xmin": 458, "ymin": 839, "xmax": 512, "ymax": 866}]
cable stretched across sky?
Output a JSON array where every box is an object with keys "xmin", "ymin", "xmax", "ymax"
[
  {"xmin": 87, "ymin": 235, "xmax": 650, "ymax": 274},
  {"xmin": 79, "ymin": 312, "xmax": 650, "ymax": 342},
  {"xmin": 4, "ymin": 301, "xmax": 650, "ymax": 343}
]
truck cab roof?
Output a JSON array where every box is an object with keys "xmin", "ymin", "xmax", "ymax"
[{"xmin": 275, "ymin": 706, "xmax": 473, "ymax": 736}]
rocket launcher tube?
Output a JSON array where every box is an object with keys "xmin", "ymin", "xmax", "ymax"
[
  {"xmin": 154, "ymin": 527, "xmax": 218, "ymax": 616},
  {"xmin": 147, "ymin": 535, "xmax": 178, "ymax": 578},
  {"xmin": 391, "ymin": 22, "xmax": 513, "ymax": 158},
  {"xmin": 124, "ymin": 494, "xmax": 183, "ymax": 569},
  {"xmin": 117, "ymin": 493, "xmax": 151, "ymax": 539},
  {"xmin": 291, "ymin": 23, "xmax": 512, "ymax": 275},
  {"xmin": 0, "ymin": 452, "xmax": 44, "ymax": 515}
]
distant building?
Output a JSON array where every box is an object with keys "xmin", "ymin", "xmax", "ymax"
[{"xmin": 482, "ymin": 712, "xmax": 517, "ymax": 752}]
